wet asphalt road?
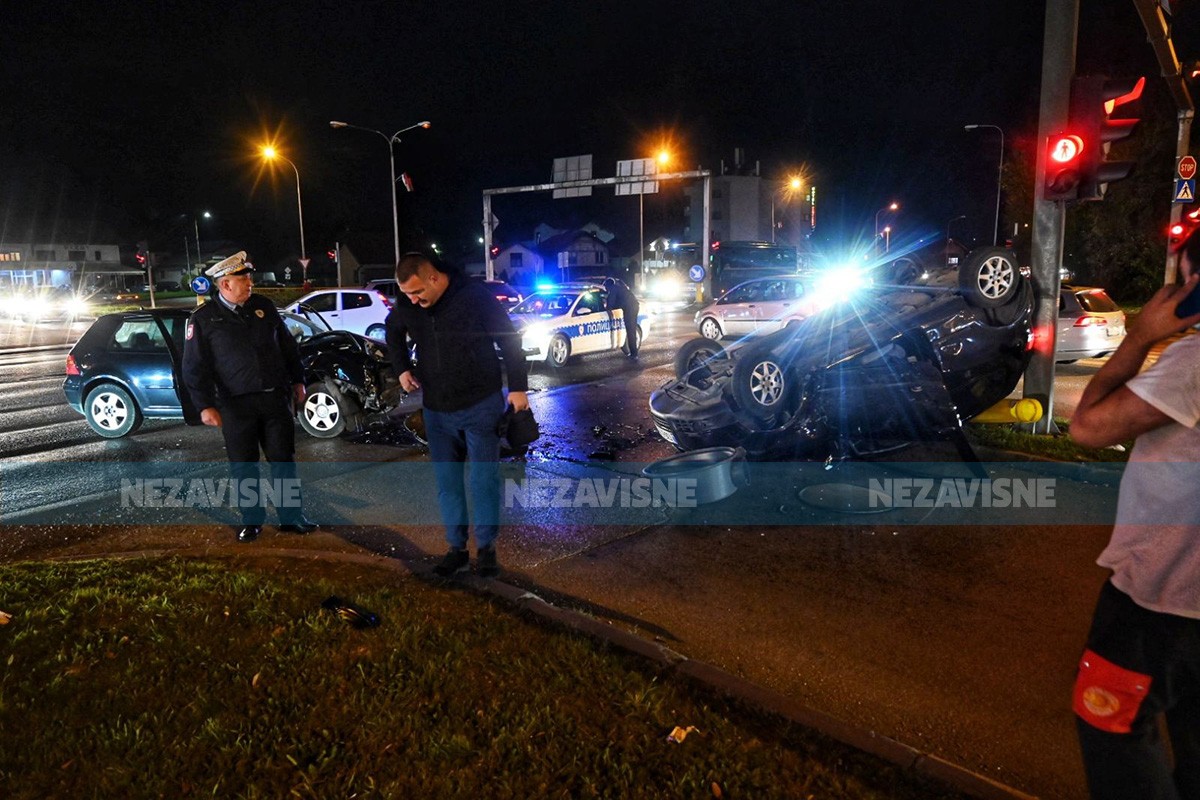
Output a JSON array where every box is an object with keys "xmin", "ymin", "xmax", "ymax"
[{"xmin": 0, "ymin": 310, "xmax": 1119, "ymax": 798}]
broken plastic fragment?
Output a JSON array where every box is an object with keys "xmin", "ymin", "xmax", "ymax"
[{"xmin": 666, "ymin": 725, "xmax": 698, "ymax": 743}]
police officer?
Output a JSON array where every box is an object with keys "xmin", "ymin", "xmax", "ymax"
[
  {"xmin": 603, "ymin": 276, "xmax": 640, "ymax": 358},
  {"xmin": 182, "ymin": 251, "xmax": 318, "ymax": 542}
]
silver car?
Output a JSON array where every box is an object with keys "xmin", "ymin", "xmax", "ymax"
[
  {"xmin": 1056, "ymin": 285, "xmax": 1126, "ymax": 362},
  {"xmin": 694, "ymin": 275, "xmax": 821, "ymax": 340}
]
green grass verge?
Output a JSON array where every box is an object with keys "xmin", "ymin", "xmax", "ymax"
[
  {"xmin": 967, "ymin": 418, "xmax": 1130, "ymax": 463},
  {"xmin": 0, "ymin": 558, "xmax": 965, "ymax": 800}
]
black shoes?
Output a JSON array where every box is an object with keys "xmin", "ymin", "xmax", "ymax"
[
  {"xmin": 236, "ymin": 524, "xmax": 262, "ymax": 543},
  {"xmin": 279, "ymin": 516, "xmax": 319, "ymax": 534},
  {"xmin": 477, "ymin": 547, "xmax": 500, "ymax": 578},
  {"xmin": 433, "ymin": 548, "xmax": 471, "ymax": 577}
]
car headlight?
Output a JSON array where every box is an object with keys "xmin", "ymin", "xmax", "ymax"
[
  {"xmin": 523, "ymin": 323, "xmax": 549, "ymax": 342},
  {"xmin": 62, "ymin": 296, "xmax": 90, "ymax": 317}
]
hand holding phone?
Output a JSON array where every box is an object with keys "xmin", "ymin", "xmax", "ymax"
[{"xmin": 1176, "ymin": 279, "xmax": 1200, "ymax": 319}]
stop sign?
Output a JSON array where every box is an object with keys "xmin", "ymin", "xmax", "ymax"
[{"xmin": 1180, "ymin": 155, "xmax": 1197, "ymax": 180}]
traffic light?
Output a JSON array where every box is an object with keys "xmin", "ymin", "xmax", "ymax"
[
  {"xmin": 1044, "ymin": 133, "xmax": 1086, "ymax": 201},
  {"xmin": 1069, "ymin": 74, "xmax": 1145, "ymax": 201},
  {"xmin": 327, "ymin": 248, "xmax": 337, "ymax": 263}
]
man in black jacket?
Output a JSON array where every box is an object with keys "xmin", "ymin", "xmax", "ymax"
[
  {"xmin": 603, "ymin": 276, "xmax": 640, "ymax": 358},
  {"xmin": 385, "ymin": 253, "xmax": 529, "ymax": 578},
  {"xmin": 182, "ymin": 251, "xmax": 318, "ymax": 542}
]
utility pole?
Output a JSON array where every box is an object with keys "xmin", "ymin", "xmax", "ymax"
[{"xmin": 1023, "ymin": 0, "xmax": 1078, "ymax": 434}]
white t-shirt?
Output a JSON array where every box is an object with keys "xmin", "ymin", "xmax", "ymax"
[{"xmin": 1099, "ymin": 333, "xmax": 1200, "ymax": 619}]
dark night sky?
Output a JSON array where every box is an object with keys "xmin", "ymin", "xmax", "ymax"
[{"xmin": 2, "ymin": 0, "xmax": 1196, "ymax": 266}]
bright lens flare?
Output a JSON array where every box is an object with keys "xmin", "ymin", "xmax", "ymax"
[{"xmin": 813, "ymin": 265, "xmax": 870, "ymax": 308}]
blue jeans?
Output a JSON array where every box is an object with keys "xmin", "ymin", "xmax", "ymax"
[{"xmin": 423, "ymin": 392, "xmax": 504, "ymax": 550}]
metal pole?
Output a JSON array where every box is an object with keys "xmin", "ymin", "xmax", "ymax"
[
  {"xmin": 639, "ymin": 192, "xmax": 644, "ymax": 285},
  {"xmin": 282, "ymin": 156, "xmax": 307, "ymax": 282},
  {"xmin": 184, "ymin": 235, "xmax": 191, "ymax": 272},
  {"xmin": 194, "ymin": 217, "xmax": 202, "ymax": 271},
  {"xmin": 387, "ymin": 137, "xmax": 401, "ymax": 267}
]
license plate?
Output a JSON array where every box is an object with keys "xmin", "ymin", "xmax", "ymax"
[{"xmin": 1108, "ymin": 325, "xmax": 1124, "ymax": 337}]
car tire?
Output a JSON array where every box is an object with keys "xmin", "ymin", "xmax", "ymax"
[
  {"xmin": 960, "ymin": 247, "xmax": 1020, "ymax": 308},
  {"xmin": 699, "ymin": 316, "xmax": 723, "ymax": 340},
  {"xmin": 546, "ymin": 334, "xmax": 571, "ymax": 368},
  {"xmin": 674, "ymin": 337, "xmax": 728, "ymax": 380},
  {"xmin": 365, "ymin": 323, "xmax": 386, "ymax": 340},
  {"xmin": 890, "ymin": 257, "xmax": 921, "ymax": 285},
  {"xmin": 299, "ymin": 382, "xmax": 360, "ymax": 438},
  {"xmin": 84, "ymin": 383, "xmax": 143, "ymax": 438},
  {"xmin": 731, "ymin": 343, "xmax": 795, "ymax": 423}
]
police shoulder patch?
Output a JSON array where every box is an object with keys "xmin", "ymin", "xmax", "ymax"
[
  {"xmin": 255, "ymin": 309, "xmax": 265, "ymax": 318},
  {"xmin": 186, "ymin": 322, "xmax": 194, "ymax": 340}
]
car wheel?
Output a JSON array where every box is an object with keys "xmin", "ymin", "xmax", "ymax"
[
  {"xmin": 365, "ymin": 323, "xmax": 386, "ymax": 340},
  {"xmin": 674, "ymin": 338, "xmax": 728, "ymax": 379},
  {"xmin": 890, "ymin": 257, "xmax": 921, "ymax": 285},
  {"xmin": 731, "ymin": 344, "xmax": 794, "ymax": 422},
  {"xmin": 84, "ymin": 383, "xmax": 143, "ymax": 438},
  {"xmin": 546, "ymin": 334, "xmax": 571, "ymax": 368},
  {"xmin": 699, "ymin": 317, "xmax": 723, "ymax": 340},
  {"xmin": 960, "ymin": 247, "xmax": 1019, "ymax": 308},
  {"xmin": 299, "ymin": 382, "xmax": 360, "ymax": 438}
]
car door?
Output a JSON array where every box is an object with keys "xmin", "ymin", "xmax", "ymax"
[
  {"xmin": 157, "ymin": 314, "xmax": 200, "ymax": 424},
  {"xmin": 111, "ymin": 316, "xmax": 179, "ymax": 412},
  {"xmin": 751, "ymin": 279, "xmax": 793, "ymax": 332},
  {"xmin": 717, "ymin": 282, "xmax": 761, "ymax": 336},
  {"xmin": 337, "ymin": 290, "xmax": 388, "ymax": 335},
  {"xmin": 569, "ymin": 290, "xmax": 611, "ymax": 355}
]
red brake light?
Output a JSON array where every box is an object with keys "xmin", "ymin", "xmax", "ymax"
[
  {"xmin": 376, "ymin": 292, "xmax": 393, "ymax": 310},
  {"xmin": 65, "ymin": 354, "xmax": 80, "ymax": 376},
  {"xmin": 1074, "ymin": 315, "xmax": 1106, "ymax": 328}
]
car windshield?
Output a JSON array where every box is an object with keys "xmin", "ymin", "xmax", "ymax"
[
  {"xmin": 511, "ymin": 292, "xmax": 577, "ymax": 316},
  {"xmin": 281, "ymin": 310, "xmax": 332, "ymax": 341}
]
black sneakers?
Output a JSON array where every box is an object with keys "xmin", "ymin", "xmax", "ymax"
[
  {"xmin": 477, "ymin": 546, "xmax": 500, "ymax": 579},
  {"xmin": 433, "ymin": 548, "xmax": 471, "ymax": 577}
]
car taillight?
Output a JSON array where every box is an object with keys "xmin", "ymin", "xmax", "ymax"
[
  {"xmin": 1073, "ymin": 315, "xmax": 1106, "ymax": 328},
  {"xmin": 65, "ymin": 354, "xmax": 80, "ymax": 376},
  {"xmin": 376, "ymin": 292, "xmax": 393, "ymax": 310}
]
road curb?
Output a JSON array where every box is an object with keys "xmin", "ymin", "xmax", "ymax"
[{"xmin": 38, "ymin": 543, "xmax": 1039, "ymax": 799}]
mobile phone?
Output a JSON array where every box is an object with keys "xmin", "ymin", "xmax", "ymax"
[{"xmin": 1177, "ymin": 280, "xmax": 1200, "ymax": 319}]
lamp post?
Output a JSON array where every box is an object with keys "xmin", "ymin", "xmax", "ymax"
[
  {"xmin": 883, "ymin": 225, "xmax": 893, "ymax": 254},
  {"xmin": 194, "ymin": 211, "xmax": 211, "ymax": 272},
  {"xmin": 874, "ymin": 202, "xmax": 899, "ymax": 249},
  {"xmin": 261, "ymin": 147, "xmax": 308, "ymax": 282},
  {"xmin": 964, "ymin": 124, "xmax": 1004, "ymax": 246},
  {"xmin": 330, "ymin": 119, "xmax": 431, "ymax": 267},
  {"xmin": 770, "ymin": 176, "xmax": 803, "ymax": 244}
]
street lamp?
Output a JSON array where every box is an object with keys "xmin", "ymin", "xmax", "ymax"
[
  {"xmin": 194, "ymin": 211, "xmax": 211, "ymax": 272},
  {"xmin": 638, "ymin": 149, "xmax": 671, "ymax": 287},
  {"xmin": 330, "ymin": 119, "xmax": 431, "ymax": 267},
  {"xmin": 874, "ymin": 202, "xmax": 899, "ymax": 245},
  {"xmin": 883, "ymin": 225, "xmax": 893, "ymax": 254},
  {"xmin": 770, "ymin": 176, "xmax": 804, "ymax": 243},
  {"xmin": 964, "ymin": 124, "xmax": 1004, "ymax": 246},
  {"xmin": 261, "ymin": 146, "xmax": 308, "ymax": 283}
]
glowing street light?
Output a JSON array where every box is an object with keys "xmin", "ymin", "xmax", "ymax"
[
  {"xmin": 771, "ymin": 175, "xmax": 804, "ymax": 243},
  {"xmin": 329, "ymin": 119, "xmax": 431, "ymax": 267},
  {"xmin": 261, "ymin": 146, "xmax": 308, "ymax": 282}
]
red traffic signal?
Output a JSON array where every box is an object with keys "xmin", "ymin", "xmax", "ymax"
[
  {"xmin": 1071, "ymin": 75, "xmax": 1144, "ymax": 201},
  {"xmin": 1044, "ymin": 134, "xmax": 1086, "ymax": 200}
]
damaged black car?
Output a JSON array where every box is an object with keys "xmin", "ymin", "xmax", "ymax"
[
  {"xmin": 649, "ymin": 247, "xmax": 1036, "ymax": 460},
  {"xmin": 64, "ymin": 307, "xmax": 405, "ymax": 439}
]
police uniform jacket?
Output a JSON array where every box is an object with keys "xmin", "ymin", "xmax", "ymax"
[
  {"xmin": 384, "ymin": 272, "xmax": 529, "ymax": 413},
  {"xmin": 182, "ymin": 293, "xmax": 305, "ymax": 410}
]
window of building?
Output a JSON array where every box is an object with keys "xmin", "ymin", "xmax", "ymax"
[
  {"xmin": 597, "ymin": 251, "xmax": 606, "ymax": 264},
  {"xmin": 94, "ymin": 250, "xmax": 102, "ymax": 260},
  {"xmin": 68, "ymin": 250, "xmax": 85, "ymax": 261},
  {"xmin": 510, "ymin": 252, "xmax": 523, "ymax": 269},
  {"xmin": 568, "ymin": 252, "xmax": 579, "ymax": 266},
  {"xmin": 34, "ymin": 250, "xmax": 55, "ymax": 261}
]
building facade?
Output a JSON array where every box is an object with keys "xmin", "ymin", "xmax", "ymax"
[{"xmin": 0, "ymin": 241, "xmax": 131, "ymax": 290}]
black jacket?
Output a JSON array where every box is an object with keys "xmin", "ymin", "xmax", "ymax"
[
  {"xmin": 384, "ymin": 273, "xmax": 528, "ymax": 412},
  {"xmin": 182, "ymin": 293, "xmax": 304, "ymax": 410}
]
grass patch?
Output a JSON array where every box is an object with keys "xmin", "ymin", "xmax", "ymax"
[
  {"xmin": 0, "ymin": 558, "xmax": 965, "ymax": 799},
  {"xmin": 966, "ymin": 418, "xmax": 1130, "ymax": 463}
]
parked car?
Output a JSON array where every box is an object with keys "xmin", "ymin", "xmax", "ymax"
[
  {"xmin": 364, "ymin": 278, "xmax": 399, "ymax": 302},
  {"xmin": 650, "ymin": 247, "xmax": 1034, "ymax": 460},
  {"xmin": 1056, "ymin": 285, "xmax": 1126, "ymax": 362},
  {"xmin": 508, "ymin": 282, "xmax": 650, "ymax": 368},
  {"xmin": 694, "ymin": 275, "xmax": 823, "ymax": 340},
  {"xmin": 284, "ymin": 288, "xmax": 393, "ymax": 339},
  {"xmin": 63, "ymin": 307, "xmax": 405, "ymax": 439},
  {"xmin": 480, "ymin": 278, "xmax": 523, "ymax": 310}
]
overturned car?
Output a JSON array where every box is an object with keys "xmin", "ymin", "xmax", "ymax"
[{"xmin": 649, "ymin": 247, "xmax": 1035, "ymax": 460}]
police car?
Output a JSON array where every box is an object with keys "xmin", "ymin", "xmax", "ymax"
[{"xmin": 509, "ymin": 283, "xmax": 648, "ymax": 368}]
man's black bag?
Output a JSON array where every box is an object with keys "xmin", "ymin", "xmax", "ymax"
[{"xmin": 497, "ymin": 405, "xmax": 540, "ymax": 449}]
